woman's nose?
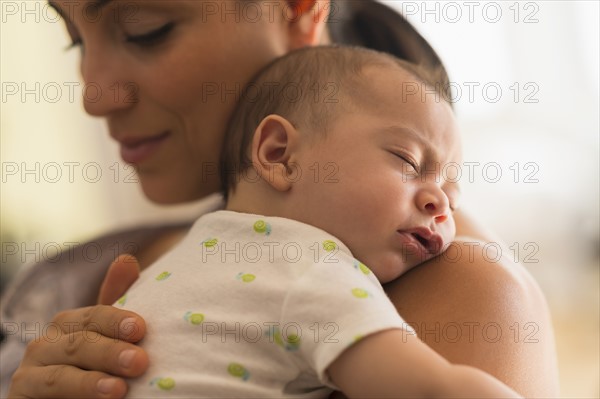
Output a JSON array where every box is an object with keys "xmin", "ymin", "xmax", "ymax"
[
  {"xmin": 81, "ymin": 48, "xmax": 137, "ymax": 117},
  {"xmin": 416, "ymin": 186, "xmax": 450, "ymax": 223}
]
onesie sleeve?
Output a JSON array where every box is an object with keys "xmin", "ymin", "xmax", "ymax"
[{"xmin": 278, "ymin": 243, "xmax": 415, "ymax": 389}]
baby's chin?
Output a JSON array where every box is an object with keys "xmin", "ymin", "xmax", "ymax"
[{"xmin": 367, "ymin": 255, "xmax": 418, "ymax": 284}]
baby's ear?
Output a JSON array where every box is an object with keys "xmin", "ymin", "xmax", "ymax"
[{"xmin": 251, "ymin": 114, "xmax": 300, "ymax": 192}]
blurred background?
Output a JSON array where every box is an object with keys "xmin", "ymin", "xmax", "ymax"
[{"xmin": 1, "ymin": 1, "xmax": 598, "ymax": 397}]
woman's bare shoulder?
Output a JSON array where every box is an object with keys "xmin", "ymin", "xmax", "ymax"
[{"xmin": 384, "ymin": 239, "xmax": 560, "ymax": 398}]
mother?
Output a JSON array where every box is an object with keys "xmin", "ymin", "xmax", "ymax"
[{"xmin": 3, "ymin": 0, "xmax": 559, "ymax": 397}]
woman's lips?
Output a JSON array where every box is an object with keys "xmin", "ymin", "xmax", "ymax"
[{"xmin": 119, "ymin": 132, "xmax": 170, "ymax": 164}]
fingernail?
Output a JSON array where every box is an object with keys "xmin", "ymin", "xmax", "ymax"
[
  {"xmin": 119, "ymin": 349, "xmax": 137, "ymax": 369},
  {"xmin": 97, "ymin": 378, "xmax": 118, "ymax": 394},
  {"xmin": 119, "ymin": 317, "xmax": 138, "ymax": 338}
]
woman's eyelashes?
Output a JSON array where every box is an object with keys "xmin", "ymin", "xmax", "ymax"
[
  {"xmin": 125, "ymin": 22, "xmax": 175, "ymax": 46},
  {"xmin": 66, "ymin": 38, "xmax": 82, "ymax": 50},
  {"xmin": 63, "ymin": 22, "xmax": 175, "ymax": 51},
  {"xmin": 63, "ymin": 22, "xmax": 82, "ymax": 50}
]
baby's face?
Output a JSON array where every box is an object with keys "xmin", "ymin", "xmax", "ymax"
[{"xmin": 287, "ymin": 67, "xmax": 461, "ymax": 283}]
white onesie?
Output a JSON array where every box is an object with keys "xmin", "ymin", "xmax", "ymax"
[{"xmin": 118, "ymin": 210, "xmax": 414, "ymax": 398}]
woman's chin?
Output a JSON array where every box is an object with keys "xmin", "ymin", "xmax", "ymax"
[{"xmin": 139, "ymin": 177, "xmax": 220, "ymax": 205}]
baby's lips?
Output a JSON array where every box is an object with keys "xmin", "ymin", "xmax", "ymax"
[
  {"xmin": 428, "ymin": 234, "xmax": 444, "ymax": 254},
  {"xmin": 403, "ymin": 226, "xmax": 444, "ymax": 254}
]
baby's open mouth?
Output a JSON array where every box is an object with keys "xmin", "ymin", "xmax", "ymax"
[
  {"xmin": 401, "ymin": 228, "xmax": 444, "ymax": 255},
  {"xmin": 411, "ymin": 233, "xmax": 431, "ymax": 250}
]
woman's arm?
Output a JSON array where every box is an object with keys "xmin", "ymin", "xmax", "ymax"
[{"xmin": 384, "ymin": 210, "xmax": 560, "ymax": 398}]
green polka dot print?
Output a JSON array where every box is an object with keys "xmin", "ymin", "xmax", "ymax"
[
  {"xmin": 253, "ymin": 220, "xmax": 272, "ymax": 236},
  {"xmin": 184, "ymin": 311, "xmax": 205, "ymax": 325},
  {"xmin": 202, "ymin": 238, "xmax": 218, "ymax": 248},
  {"xmin": 354, "ymin": 261, "xmax": 371, "ymax": 275},
  {"xmin": 150, "ymin": 377, "xmax": 175, "ymax": 390},
  {"xmin": 351, "ymin": 288, "xmax": 370, "ymax": 298},
  {"xmin": 228, "ymin": 363, "xmax": 250, "ymax": 381},
  {"xmin": 322, "ymin": 240, "xmax": 337, "ymax": 251},
  {"xmin": 116, "ymin": 294, "xmax": 127, "ymax": 306},
  {"xmin": 155, "ymin": 271, "xmax": 171, "ymax": 281},
  {"xmin": 266, "ymin": 326, "xmax": 301, "ymax": 351},
  {"xmin": 236, "ymin": 272, "xmax": 256, "ymax": 282}
]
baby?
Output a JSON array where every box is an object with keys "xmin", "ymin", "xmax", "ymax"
[{"xmin": 117, "ymin": 46, "xmax": 519, "ymax": 398}]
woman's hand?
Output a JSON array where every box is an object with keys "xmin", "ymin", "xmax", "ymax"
[
  {"xmin": 97, "ymin": 254, "xmax": 142, "ymax": 306},
  {"xmin": 8, "ymin": 255, "xmax": 149, "ymax": 399}
]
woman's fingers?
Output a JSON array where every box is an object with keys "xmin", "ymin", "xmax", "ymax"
[
  {"xmin": 52, "ymin": 305, "xmax": 146, "ymax": 343},
  {"xmin": 9, "ymin": 306, "xmax": 149, "ymax": 398},
  {"xmin": 11, "ymin": 364, "xmax": 127, "ymax": 399},
  {"xmin": 98, "ymin": 254, "xmax": 141, "ymax": 305},
  {"xmin": 22, "ymin": 330, "xmax": 149, "ymax": 377},
  {"xmin": 8, "ymin": 258, "xmax": 147, "ymax": 399}
]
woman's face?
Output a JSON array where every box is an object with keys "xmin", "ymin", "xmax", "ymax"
[{"xmin": 50, "ymin": 0, "xmax": 309, "ymax": 203}]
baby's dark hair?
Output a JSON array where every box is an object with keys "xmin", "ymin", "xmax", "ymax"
[{"xmin": 220, "ymin": 45, "xmax": 450, "ymax": 197}]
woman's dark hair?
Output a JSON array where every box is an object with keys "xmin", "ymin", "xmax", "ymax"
[{"xmin": 327, "ymin": 0, "xmax": 450, "ymax": 89}]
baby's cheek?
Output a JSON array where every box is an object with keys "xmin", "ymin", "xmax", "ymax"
[{"xmin": 446, "ymin": 216, "xmax": 457, "ymax": 241}]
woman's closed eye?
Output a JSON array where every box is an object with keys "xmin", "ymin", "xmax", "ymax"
[
  {"xmin": 66, "ymin": 38, "xmax": 82, "ymax": 50},
  {"xmin": 125, "ymin": 22, "xmax": 175, "ymax": 46},
  {"xmin": 63, "ymin": 22, "xmax": 175, "ymax": 51},
  {"xmin": 63, "ymin": 21, "xmax": 82, "ymax": 51}
]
